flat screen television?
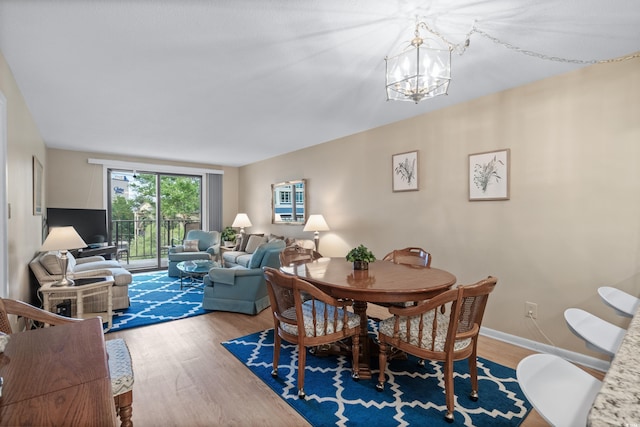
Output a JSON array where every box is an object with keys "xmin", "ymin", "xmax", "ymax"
[{"xmin": 46, "ymin": 208, "xmax": 109, "ymax": 246}]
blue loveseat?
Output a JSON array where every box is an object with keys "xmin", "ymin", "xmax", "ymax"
[{"xmin": 202, "ymin": 239, "xmax": 285, "ymax": 315}]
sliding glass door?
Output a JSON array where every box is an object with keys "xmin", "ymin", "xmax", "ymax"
[{"xmin": 109, "ymin": 169, "xmax": 202, "ymax": 271}]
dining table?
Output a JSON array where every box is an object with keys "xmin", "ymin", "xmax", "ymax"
[
  {"xmin": 0, "ymin": 317, "xmax": 116, "ymax": 426},
  {"xmin": 281, "ymin": 257, "xmax": 457, "ymax": 378}
]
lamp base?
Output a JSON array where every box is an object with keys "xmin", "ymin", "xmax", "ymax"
[{"xmin": 50, "ymin": 277, "xmax": 75, "ymax": 287}]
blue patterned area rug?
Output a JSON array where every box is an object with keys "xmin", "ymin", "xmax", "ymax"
[
  {"xmin": 109, "ymin": 271, "xmax": 206, "ymax": 332},
  {"xmin": 222, "ymin": 326, "xmax": 532, "ymax": 427}
]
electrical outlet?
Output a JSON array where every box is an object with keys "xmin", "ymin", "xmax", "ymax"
[{"xmin": 525, "ymin": 302, "xmax": 538, "ymax": 319}]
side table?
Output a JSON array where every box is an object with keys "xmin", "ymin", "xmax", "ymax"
[
  {"xmin": 38, "ymin": 276, "xmax": 115, "ymax": 332},
  {"xmin": 219, "ymin": 245, "xmax": 236, "ymax": 266}
]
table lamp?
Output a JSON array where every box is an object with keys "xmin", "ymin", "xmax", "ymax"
[
  {"xmin": 40, "ymin": 226, "xmax": 88, "ymax": 286},
  {"xmin": 303, "ymin": 214, "xmax": 330, "ymax": 252},
  {"xmin": 232, "ymin": 213, "xmax": 252, "ymax": 235}
]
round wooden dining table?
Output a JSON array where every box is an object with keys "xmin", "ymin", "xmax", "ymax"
[{"xmin": 280, "ymin": 257, "xmax": 457, "ymax": 378}]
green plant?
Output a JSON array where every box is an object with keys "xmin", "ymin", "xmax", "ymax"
[
  {"xmin": 345, "ymin": 244, "xmax": 376, "ymax": 263},
  {"xmin": 221, "ymin": 226, "xmax": 236, "ymax": 242}
]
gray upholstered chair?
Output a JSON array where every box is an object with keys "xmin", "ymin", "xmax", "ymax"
[
  {"xmin": 167, "ymin": 230, "xmax": 220, "ymax": 277},
  {"xmin": 202, "ymin": 239, "xmax": 285, "ymax": 314}
]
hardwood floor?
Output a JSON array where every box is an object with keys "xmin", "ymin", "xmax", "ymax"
[{"xmin": 106, "ymin": 305, "xmax": 599, "ymax": 426}]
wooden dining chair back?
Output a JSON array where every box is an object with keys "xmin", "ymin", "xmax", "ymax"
[
  {"xmin": 382, "ymin": 247, "xmax": 431, "ymax": 268},
  {"xmin": 0, "ymin": 297, "xmax": 80, "ymax": 333},
  {"xmin": 376, "ymin": 276, "xmax": 498, "ymax": 423},
  {"xmin": 279, "ymin": 245, "xmax": 321, "ymax": 266},
  {"xmin": 263, "ymin": 267, "xmax": 361, "ymax": 398},
  {"xmin": 0, "ymin": 298, "xmax": 134, "ymax": 427}
]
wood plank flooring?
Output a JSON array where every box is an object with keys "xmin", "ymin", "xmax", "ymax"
[{"xmin": 107, "ymin": 304, "xmax": 601, "ymax": 426}]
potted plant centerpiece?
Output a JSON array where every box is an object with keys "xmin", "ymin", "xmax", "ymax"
[
  {"xmin": 221, "ymin": 226, "xmax": 237, "ymax": 247},
  {"xmin": 346, "ymin": 244, "xmax": 376, "ymax": 270}
]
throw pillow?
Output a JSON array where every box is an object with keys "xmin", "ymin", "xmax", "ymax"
[
  {"xmin": 183, "ymin": 239, "xmax": 199, "ymax": 252},
  {"xmin": 239, "ymin": 233, "xmax": 264, "ymax": 252},
  {"xmin": 249, "ymin": 240, "xmax": 286, "ymax": 269},
  {"xmin": 268, "ymin": 233, "xmax": 284, "ymax": 242},
  {"xmin": 245, "ymin": 235, "xmax": 267, "ymax": 254}
]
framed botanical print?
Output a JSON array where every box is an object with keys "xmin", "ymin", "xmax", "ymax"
[
  {"xmin": 469, "ymin": 149, "xmax": 510, "ymax": 201},
  {"xmin": 392, "ymin": 150, "xmax": 419, "ymax": 192}
]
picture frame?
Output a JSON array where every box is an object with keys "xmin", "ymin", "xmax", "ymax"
[
  {"xmin": 469, "ymin": 149, "xmax": 510, "ymax": 201},
  {"xmin": 33, "ymin": 156, "xmax": 43, "ymax": 215},
  {"xmin": 392, "ymin": 150, "xmax": 419, "ymax": 192}
]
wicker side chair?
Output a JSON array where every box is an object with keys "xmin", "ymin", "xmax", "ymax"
[
  {"xmin": 382, "ymin": 247, "xmax": 431, "ymax": 267},
  {"xmin": 376, "ymin": 276, "xmax": 498, "ymax": 423},
  {"xmin": 263, "ymin": 267, "xmax": 361, "ymax": 399},
  {"xmin": 279, "ymin": 245, "xmax": 322, "ymax": 267}
]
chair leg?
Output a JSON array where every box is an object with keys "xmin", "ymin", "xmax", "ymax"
[
  {"xmin": 114, "ymin": 390, "xmax": 133, "ymax": 427},
  {"xmin": 444, "ymin": 358, "xmax": 455, "ymax": 423},
  {"xmin": 271, "ymin": 333, "xmax": 281, "ymax": 377},
  {"xmin": 376, "ymin": 340, "xmax": 388, "ymax": 391},
  {"xmin": 297, "ymin": 345, "xmax": 306, "ymax": 399},
  {"xmin": 351, "ymin": 332, "xmax": 360, "ymax": 380},
  {"xmin": 468, "ymin": 351, "xmax": 479, "ymax": 401}
]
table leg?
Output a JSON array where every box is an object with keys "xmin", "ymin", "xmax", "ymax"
[
  {"xmin": 106, "ymin": 285, "xmax": 113, "ymax": 331},
  {"xmin": 42, "ymin": 293, "xmax": 51, "ymax": 327},
  {"xmin": 353, "ymin": 300, "xmax": 372, "ymax": 379},
  {"xmin": 77, "ymin": 290, "xmax": 84, "ymax": 320}
]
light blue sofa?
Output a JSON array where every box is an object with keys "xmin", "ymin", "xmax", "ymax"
[
  {"xmin": 167, "ymin": 230, "xmax": 220, "ymax": 277},
  {"xmin": 202, "ymin": 239, "xmax": 285, "ymax": 315}
]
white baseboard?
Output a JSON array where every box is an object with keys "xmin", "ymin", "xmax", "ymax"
[{"xmin": 480, "ymin": 326, "xmax": 610, "ymax": 372}]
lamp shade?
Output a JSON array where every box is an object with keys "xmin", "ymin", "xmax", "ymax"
[
  {"xmin": 303, "ymin": 214, "xmax": 330, "ymax": 232},
  {"xmin": 41, "ymin": 226, "xmax": 87, "ymax": 251},
  {"xmin": 232, "ymin": 213, "xmax": 252, "ymax": 228}
]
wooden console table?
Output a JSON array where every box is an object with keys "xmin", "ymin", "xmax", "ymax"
[
  {"xmin": 39, "ymin": 276, "xmax": 114, "ymax": 331},
  {"xmin": 0, "ymin": 318, "xmax": 116, "ymax": 425}
]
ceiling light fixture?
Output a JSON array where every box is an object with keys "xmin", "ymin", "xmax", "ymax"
[{"xmin": 385, "ymin": 20, "xmax": 452, "ymax": 104}]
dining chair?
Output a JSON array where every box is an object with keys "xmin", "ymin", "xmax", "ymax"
[
  {"xmin": 564, "ymin": 308, "xmax": 625, "ymax": 358},
  {"xmin": 376, "ymin": 276, "xmax": 498, "ymax": 423},
  {"xmin": 279, "ymin": 245, "xmax": 322, "ymax": 266},
  {"xmin": 382, "ymin": 247, "xmax": 431, "ymax": 267},
  {"xmin": 597, "ymin": 286, "xmax": 640, "ymax": 318},
  {"xmin": 0, "ymin": 298, "xmax": 134, "ymax": 427},
  {"xmin": 379, "ymin": 247, "xmax": 433, "ymax": 309},
  {"xmin": 263, "ymin": 267, "xmax": 361, "ymax": 399},
  {"xmin": 516, "ymin": 353, "xmax": 602, "ymax": 427}
]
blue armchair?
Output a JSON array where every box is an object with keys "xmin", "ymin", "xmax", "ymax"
[
  {"xmin": 202, "ymin": 239, "xmax": 285, "ymax": 315},
  {"xmin": 168, "ymin": 230, "xmax": 221, "ymax": 277}
]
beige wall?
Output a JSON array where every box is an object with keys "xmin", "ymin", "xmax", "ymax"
[
  {"xmin": 46, "ymin": 149, "xmax": 239, "ymax": 223},
  {"xmin": 0, "ymin": 51, "xmax": 47, "ymax": 303},
  {"xmin": 240, "ymin": 58, "xmax": 640, "ymax": 359}
]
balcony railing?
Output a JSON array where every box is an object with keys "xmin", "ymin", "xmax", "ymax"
[{"xmin": 111, "ymin": 219, "xmax": 201, "ymax": 266}]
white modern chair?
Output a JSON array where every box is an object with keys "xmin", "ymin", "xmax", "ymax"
[
  {"xmin": 517, "ymin": 354, "xmax": 602, "ymax": 427},
  {"xmin": 598, "ymin": 286, "xmax": 640, "ymax": 318},
  {"xmin": 564, "ymin": 308, "xmax": 625, "ymax": 357}
]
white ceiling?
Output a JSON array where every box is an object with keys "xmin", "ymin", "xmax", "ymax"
[{"xmin": 1, "ymin": 1, "xmax": 638, "ymax": 167}]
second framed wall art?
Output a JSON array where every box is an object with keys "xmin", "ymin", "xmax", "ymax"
[
  {"xmin": 469, "ymin": 149, "xmax": 510, "ymax": 201},
  {"xmin": 392, "ymin": 150, "xmax": 419, "ymax": 192}
]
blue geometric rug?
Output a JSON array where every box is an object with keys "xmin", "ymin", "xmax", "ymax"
[
  {"xmin": 222, "ymin": 325, "xmax": 532, "ymax": 427},
  {"xmin": 109, "ymin": 271, "xmax": 206, "ymax": 332}
]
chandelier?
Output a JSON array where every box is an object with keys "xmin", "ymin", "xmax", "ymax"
[{"xmin": 385, "ymin": 21, "xmax": 452, "ymax": 103}]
